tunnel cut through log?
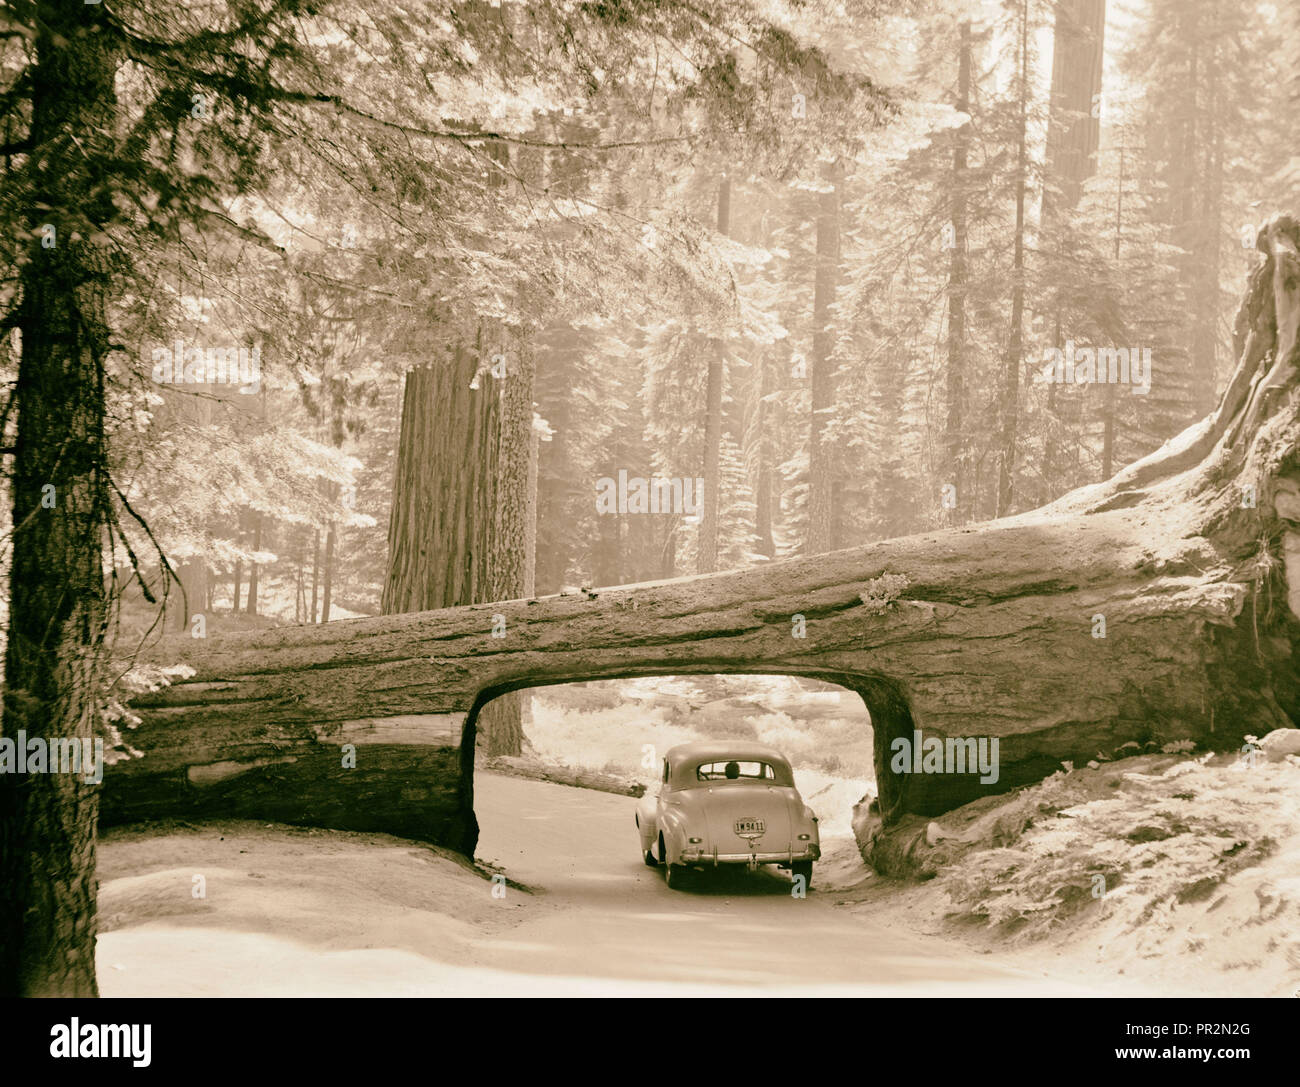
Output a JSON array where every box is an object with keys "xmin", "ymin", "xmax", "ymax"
[{"xmin": 459, "ymin": 671, "xmax": 908, "ymax": 855}]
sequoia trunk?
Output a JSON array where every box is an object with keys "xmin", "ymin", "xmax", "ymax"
[
  {"xmin": 479, "ymin": 337, "xmax": 538, "ymax": 756},
  {"xmin": 808, "ymin": 163, "xmax": 841, "ymax": 552},
  {"xmin": 382, "ymin": 348, "xmax": 501, "ymax": 614},
  {"xmin": 0, "ymin": 1, "xmax": 119, "ymax": 997}
]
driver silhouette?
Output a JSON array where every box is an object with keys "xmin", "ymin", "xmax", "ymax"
[{"xmin": 724, "ymin": 760, "xmax": 741, "ymax": 780}]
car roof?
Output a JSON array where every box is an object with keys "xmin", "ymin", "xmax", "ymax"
[{"xmin": 664, "ymin": 741, "xmax": 791, "ymax": 767}]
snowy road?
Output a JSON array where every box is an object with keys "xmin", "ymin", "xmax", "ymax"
[
  {"xmin": 95, "ymin": 772, "xmax": 1145, "ymax": 996},
  {"xmin": 462, "ymin": 773, "xmax": 1127, "ymax": 995}
]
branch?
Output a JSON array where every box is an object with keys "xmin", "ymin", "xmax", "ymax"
[{"xmin": 315, "ymin": 97, "xmax": 692, "ymax": 151}]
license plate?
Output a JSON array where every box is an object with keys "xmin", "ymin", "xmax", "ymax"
[{"xmin": 735, "ymin": 819, "xmax": 765, "ymax": 835}]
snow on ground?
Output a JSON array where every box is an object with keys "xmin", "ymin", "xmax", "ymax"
[
  {"xmin": 96, "ymin": 821, "xmax": 536, "ymax": 997},
  {"xmin": 95, "ymin": 779, "xmax": 1154, "ymax": 997},
  {"xmin": 846, "ymin": 742, "xmax": 1300, "ymax": 997},
  {"xmin": 94, "ymin": 751, "xmax": 1298, "ymax": 996}
]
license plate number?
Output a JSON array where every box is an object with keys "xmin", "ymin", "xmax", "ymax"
[{"xmin": 735, "ymin": 819, "xmax": 765, "ymax": 835}]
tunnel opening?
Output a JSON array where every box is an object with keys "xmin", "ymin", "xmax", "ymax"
[{"xmin": 460, "ymin": 669, "xmax": 919, "ymax": 876}]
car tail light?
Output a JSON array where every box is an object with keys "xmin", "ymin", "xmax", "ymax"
[
  {"xmin": 797, "ymin": 833, "xmax": 811, "ymax": 840},
  {"xmin": 688, "ymin": 837, "xmax": 703, "ymax": 844}
]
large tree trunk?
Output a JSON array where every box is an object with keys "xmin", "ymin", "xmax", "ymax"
[
  {"xmin": 996, "ymin": 1, "xmax": 1031, "ymax": 518},
  {"xmin": 659, "ymin": 516, "xmax": 678, "ymax": 579},
  {"xmin": 491, "ymin": 340, "xmax": 537, "ymax": 601},
  {"xmin": 479, "ymin": 337, "xmax": 538, "ymax": 756},
  {"xmin": 320, "ymin": 523, "xmax": 335, "ymax": 623},
  {"xmin": 753, "ymin": 347, "xmax": 777, "ymax": 558},
  {"xmin": 592, "ymin": 507, "xmax": 621, "ymax": 587},
  {"xmin": 382, "ymin": 348, "xmax": 500, "ymax": 613},
  {"xmin": 807, "ymin": 162, "xmax": 841, "ymax": 552},
  {"xmin": 177, "ymin": 561, "xmax": 209, "ymax": 632},
  {"xmin": 0, "ymin": 2, "xmax": 118, "ymax": 997},
  {"xmin": 1102, "ymin": 144, "xmax": 1126, "ymax": 480},
  {"xmin": 1194, "ymin": 41, "xmax": 1225, "ymax": 415},
  {"xmin": 525, "ymin": 421, "xmax": 539, "ymax": 597},
  {"xmin": 295, "ymin": 550, "xmax": 305, "ymax": 625},
  {"xmin": 698, "ymin": 175, "xmax": 731, "ymax": 574},
  {"xmin": 111, "ymin": 218, "xmax": 1300, "ymax": 875},
  {"xmin": 1041, "ymin": 0, "xmax": 1107, "ymax": 500},
  {"xmin": 945, "ymin": 21, "xmax": 972, "ymax": 523},
  {"xmin": 309, "ymin": 530, "xmax": 320, "ymax": 622},
  {"xmin": 1042, "ymin": 0, "xmax": 1106, "ymax": 222},
  {"xmin": 244, "ymin": 514, "xmax": 262, "ymax": 616},
  {"xmin": 1177, "ymin": 14, "xmax": 1212, "ymax": 415}
]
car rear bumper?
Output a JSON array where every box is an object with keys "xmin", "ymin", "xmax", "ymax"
[{"xmin": 677, "ymin": 845, "xmax": 820, "ymax": 865}]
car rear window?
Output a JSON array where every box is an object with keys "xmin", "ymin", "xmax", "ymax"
[{"xmin": 696, "ymin": 760, "xmax": 776, "ymax": 782}]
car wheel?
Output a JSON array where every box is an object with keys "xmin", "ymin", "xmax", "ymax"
[
  {"xmin": 791, "ymin": 860, "xmax": 813, "ymax": 889},
  {"xmin": 644, "ymin": 848, "xmax": 659, "ymax": 867},
  {"xmin": 661, "ymin": 835, "xmax": 687, "ymax": 888}
]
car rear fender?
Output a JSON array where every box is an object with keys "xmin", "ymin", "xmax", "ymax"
[
  {"xmin": 635, "ymin": 793, "xmax": 659, "ymax": 851},
  {"xmin": 792, "ymin": 795, "xmax": 820, "ymax": 846},
  {"xmin": 658, "ymin": 801, "xmax": 691, "ymax": 860}
]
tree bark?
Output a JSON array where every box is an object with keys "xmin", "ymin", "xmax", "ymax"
[
  {"xmin": 996, "ymin": 2, "xmax": 1031, "ymax": 518},
  {"xmin": 698, "ymin": 175, "xmax": 731, "ymax": 573},
  {"xmin": 1194, "ymin": 39, "xmax": 1225, "ymax": 414},
  {"xmin": 492, "ymin": 340, "xmax": 537, "ymax": 602},
  {"xmin": 320, "ymin": 523, "xmax": 335, "ymax": 623},
  {"xmin": 244, "ymin": 515, "xmax": 261, "ymax": 617},
  {"xmin": 479, "ymin": 336, "xmax": 538, "ymax": 756},
  {"xmin": 1042, "ymin": 0, "xmax": 1106, "ymax": 223},
  {"xmin": 310, "ymin": 530, "xmax": 320, "ymax": 623},
  {"xmin": 808, "ymin": 162, "xmax": 841, "ymax": 552},
  {"xmin": 525, "ymin": 423, "xmax": 539, "ymax": 598},
  {"xmin": 1041, "ymin": 0, "xmax": 1108, "ymax": 498},
  {"xmin": 176, "ymin": 560, "xmax": 209, "ymax": 632},
  {"xmin": 382, "ymin": 347, "xmax": 500, "ymax": 614},
  {"xmin": 659, "ymin": 517, "xmax": 678, "ymax": 579},
  {"xmin": 1103, "ymin": 145, "xmax": 1125, "ymax": 480},
  {"xmin": 945, "ymin": 21, "xmax": 972, "ymax": 523},
  {"xmin": 753, "ymin": 349, "xmax": 777, "ymax": 557},
  {"xmin": 0, "ymin": 1, "xmax": 119, "ymax": 997}
]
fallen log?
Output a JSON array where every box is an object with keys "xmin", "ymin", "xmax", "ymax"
[
  {"xmin": 105, "ymin": 217, "xmax": 1300, "ymax": 868},
  {"xmin": 478, "ymin": 757, "xmax": 646, "ymax": 797}
]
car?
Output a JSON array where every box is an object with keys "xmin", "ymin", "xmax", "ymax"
[{"xmin": 635, "ymin": 741, "xmax": 820, "ymax": 889}]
